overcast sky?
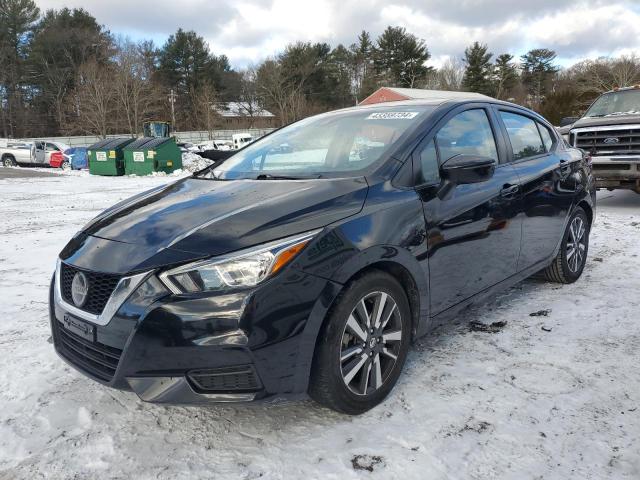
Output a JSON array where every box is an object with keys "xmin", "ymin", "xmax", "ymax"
[{"xmin": 37, "ymin": 0, "xmax": 640, "ymax": 68}]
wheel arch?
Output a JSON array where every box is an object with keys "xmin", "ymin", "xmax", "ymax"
[
  {"xmin": 293, "ymin": 247, "xmax": 430, "ymax": 396},
  {"xmin": 576, "ymin": 199, "xmax": 593, "ymax": 226}
]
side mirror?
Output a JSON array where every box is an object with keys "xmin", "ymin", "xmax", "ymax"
[
  {"xmin": 559, "ymin": 116, "xmax": 579, "ymax": 127},
  {"xmin": 441, "ymin": 154, "xmax": 496, "ymax": 185}
]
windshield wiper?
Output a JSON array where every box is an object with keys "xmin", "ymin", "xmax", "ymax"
[{"xmin": 255, "ymin": 173, "xmax": 322, "ymax": 180}]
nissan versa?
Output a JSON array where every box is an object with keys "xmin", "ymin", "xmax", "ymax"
[{"xmin": 50, "ymin": 93, "xmax": 595, "ymax": 414}]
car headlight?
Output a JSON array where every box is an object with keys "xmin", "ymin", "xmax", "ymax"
[{"xmin": 158, "ymin": 230, "xmax": 320, "ymax": 294}]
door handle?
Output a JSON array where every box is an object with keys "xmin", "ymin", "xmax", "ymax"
[{"xmin": 500, "ymin": 184, "xmax": 519, "ymax": 198}]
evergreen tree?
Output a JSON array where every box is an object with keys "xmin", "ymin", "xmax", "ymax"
[
  {"xmin": 350, "ymin": 30, "xmax": 376, "ymax": 100},
  {"xmin": 521, "ymin": 48, "xmax": 558, "ymax": 107},
  {"xmin": 493, "ymin": 53, "xmax": 518, "ymax": 99},
  {"xmin": 461, "ymin": 42, "xmax": 493, "ymax": 95},
  {"xmin": 0, "ymin": 0, "xmax": 39, "ymax": 137},
  {"xmin": 374, "ymin": 26, "xmax": 431, "ymax": 88},
  {"xmin": 157, "ymin": 29, "xmax": 232, "ymax": 129}
]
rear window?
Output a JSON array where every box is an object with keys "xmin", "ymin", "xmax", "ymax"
[{"xmin": 500, "ymin": 111, "xmax": 545, "ymax": 160}]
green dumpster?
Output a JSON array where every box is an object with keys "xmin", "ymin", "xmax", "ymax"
[
  {"xmin": 123, "ymin": 137, "xmax": 182, "ymax": 176},
  {"xmin": 87, "ymin": 138, "xmax": 134, "ymax": 176}
]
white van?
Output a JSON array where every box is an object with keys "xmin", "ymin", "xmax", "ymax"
[{"xmin": 232, "ymin": 133, "xmax": 253, "ymax": 150}]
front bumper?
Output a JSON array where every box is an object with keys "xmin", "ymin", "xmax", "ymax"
[
  {"xmin": 49, "ymin": 262, "xmax": 341, "ymax": 405},
  {"xmin": 591, "ymin": 156, "xmax": 640, "ymax": 190}
]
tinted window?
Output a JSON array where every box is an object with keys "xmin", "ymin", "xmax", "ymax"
[
  {"xmin": 500, "ymin": 111, "xmax": 545, "ymax": 160},
  {"xmin": 417, "ymin": 140, "xmax": 440, "ymax": 185},
  {"xmin": 46, "ymin": 142, "xmax": 60, "ymax": 151},
  {"xmin": 436, "ymin": 109, "xmax": 498, "ymax": 163},
  {"xmin": 537, "ymin": 123, "xmax": 554, "ymax": 151}
]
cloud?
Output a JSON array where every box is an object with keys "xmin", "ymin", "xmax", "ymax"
[{"xmin": 36, "ymin": 0, "xmax": 640, "ymax": 68}]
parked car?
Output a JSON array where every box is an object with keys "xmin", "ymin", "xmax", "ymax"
[
  {"xmin": 1, "ymin": 140, "xmax": 70, "ymax": 167},
  {"xmin": 49, "ymin": 94, "xmax": 595, "ymax": 414},
  {"xmin": 49, "ymin": 151, "xmax": 69, "ymax": 169},
  {"xmin": 66, "ymin": 147, "xmax": 89, "ymax": 170},
  {"xmin": 557, "ymin": 85, "xmax": 640, "ymax": 193},
  {"xmin": 1, "ymin": 141, "xmax": 34, "ymax": 167}
]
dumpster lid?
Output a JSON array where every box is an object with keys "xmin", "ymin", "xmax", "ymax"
[
  {"xmin": 125, "ymin": 137, "xmax": 155, "ymax": 150},
  {"xmin": 140, "ymin": 137, "xmax": 173, "ymax": 150},
  {"xmin": 87, "ymin": 137, "xmax": 134, "ymax": 151},
  {"xmin": 103, "ymin": 137, "xmax": 135, "ymax": 150},
  {"xmin": 87, "ymin": 139, "xmax": 113, "ymax": 150}
]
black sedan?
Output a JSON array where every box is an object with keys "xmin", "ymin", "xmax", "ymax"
[{"xmin": 50, "ymin": 95, "xmax": 595, "ymax": 414}]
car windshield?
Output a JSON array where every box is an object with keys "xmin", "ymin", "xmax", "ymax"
[
  {"xmin": 584, "ymin": 89, "xmax": 640, "ymax": 117},
  {"xmin": 201, "ymin": 106, "xmax": 433, "ymax": 179}
]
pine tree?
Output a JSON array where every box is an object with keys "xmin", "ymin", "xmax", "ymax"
[
  {"xmin": 0, "ymin": 0, "xmax": 40, "ymax": 137},
  {"xmin": 461, "ymin": 42, "xmax": 493, "ymax": 95},
  {"xmin": 374, "ymin": 26, "xmax": 431, "ymax": 88},
  {"xmin": 521, "ymin": 48, "xmax": 558, "ymax": 107},
  {"xmin": 493, "ymin": 53, "xmax": 518, "ymax": 100}
]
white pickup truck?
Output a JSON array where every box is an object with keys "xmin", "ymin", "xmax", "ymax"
[{"xmin": 1, "ymin": 140, "xmax": 70, "ymax": 167}]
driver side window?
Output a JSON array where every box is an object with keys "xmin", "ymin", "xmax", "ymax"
[{"xmin": 436, "ymin": 109, "xmax": 498, "ymax": 163}]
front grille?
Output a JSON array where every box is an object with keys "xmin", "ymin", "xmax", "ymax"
[
  {"xmin": 61, "ymin": 263, "xmax": 122, "ymax": 315},
  {"xmin": 592, "ymin": 163, "xmax": 631, "ymax": 171},
  {"xmin": 575, "ymin": 127, "xmax": 640, "ymax": 156},
  {"xmin": 188, "ymin": 366, "xmax": 261, "ymax": 393},
  {"xmin": 53, "ymin": 320, "xmax": 122, "ymax": 382}
]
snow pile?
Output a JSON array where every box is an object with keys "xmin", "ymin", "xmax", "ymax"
[
  {"xmin": 181, "ymin": 151, "xmax": 213, "ymax": 172},
  {"xmin": 0, "ymin": 176, "xmax": 639, "ymax": 479}
]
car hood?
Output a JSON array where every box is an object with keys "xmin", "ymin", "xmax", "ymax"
[
  {"xmin": 79, "ymin": 176, "xmax": 368, "ymax": 260},
  {"xmin": 570, "ymin": 114, "xmax": 640, "ymax": 130}
]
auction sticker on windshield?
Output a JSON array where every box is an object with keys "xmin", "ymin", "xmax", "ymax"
[{"xmin": 366, "ymin": 112, "xmax": 420, "ymax": 120}]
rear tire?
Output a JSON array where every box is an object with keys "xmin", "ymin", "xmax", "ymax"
[
  {"xmin": 309, "ymin": 270, "xmax": 411, "ymax": 415},
  {"xmin": 2, "ymin": 155, "xmax": 16, "ymax": 167},
  {"xmin": 542, "ymin": 207, "xmax": 590, "ymax": 284}
]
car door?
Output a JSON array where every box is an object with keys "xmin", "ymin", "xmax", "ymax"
[
  {"xmin": 493, "ymin": 107, "xmax": 576, "ymax": 270},
  {"xmin": 34, "ymin": 142, "xmax": 46, "ymax": 163},
  {"xmin": 413, "ymin": 105, "xmax": 523, "ymax": 315},
  {"xmin": 45, "ymin": 142, "xmax": 61, "ymax": 164}
]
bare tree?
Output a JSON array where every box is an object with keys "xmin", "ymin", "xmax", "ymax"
[
  {"xmin": 237, "ymin": 68, "xmax": 262, "ymax": 128},
  {"xmin": 437, "ymin": 57, "xmax": 465, "ymax": 91},
  {"xmin": 191, "ymin": 79, "xmax": 219, "ymax": 138},
  {"xmin": 256, "ymin": 58, "xmax": 308, "ymax": 124},
  {"xmin": 113, "ymin": 39, "xmax": 160, "ymax": 136},
  {"xmin": 66, "ymin": 60, "xmax": 115, "ymax": 137}
]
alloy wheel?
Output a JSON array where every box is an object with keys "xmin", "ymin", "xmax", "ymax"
[
  {"xmin": 340, "ymin": 291, "xmax": 403, "ymax": 396},
  {"xmin": 566, "ymin": 216, "xmax": 587, "ymax": 273}
]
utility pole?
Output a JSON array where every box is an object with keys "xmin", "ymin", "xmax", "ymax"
[{"xmin": 168, "ymin": 89, "xmax": 177, "ymax": 129}]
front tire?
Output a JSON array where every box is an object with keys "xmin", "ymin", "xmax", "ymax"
[
  {"xmin": 542, "ymin": 207, "xmax": 590, "ymax": 284},
  {"xmin": 309, "ymin": 270, "xmax": 411, "ymax": 415}
]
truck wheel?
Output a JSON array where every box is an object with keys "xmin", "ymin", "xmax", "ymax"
[
  {"xmin": 542, "ymin": 207, "xmax": 590, "ymax": 284},
  {"xmin": 309, "ymin": 270, "xmax": 411, "ymax": 415},
  {"xmin": 61, "ymin": 161, "xmax": 71, "ymax": 170},
  {"xmin": 2, "ymin": 155, "xmax": 16, "ymax": 167}
]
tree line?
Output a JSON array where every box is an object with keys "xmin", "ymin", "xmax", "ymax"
[{"xmin": 1, "ymin": 0, "xmax": 640, "ymax": 139}]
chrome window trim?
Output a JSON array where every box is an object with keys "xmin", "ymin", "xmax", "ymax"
[
  {"xmin": 571, "ymin": 124, "xmax": 640, "ymax": 134},
  {"xmin": 54, "ymin": 258, "xmax": 150, "ymax": 326}
]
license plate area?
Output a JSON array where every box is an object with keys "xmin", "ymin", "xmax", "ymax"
[{"xmin": 61, "ymin": 313, "xmax": 95, "ymax": 342}]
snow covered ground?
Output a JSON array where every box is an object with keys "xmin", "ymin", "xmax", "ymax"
[{"xmin": 0, "ymin": 169, "xmax": 639, "ymax": 479}]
